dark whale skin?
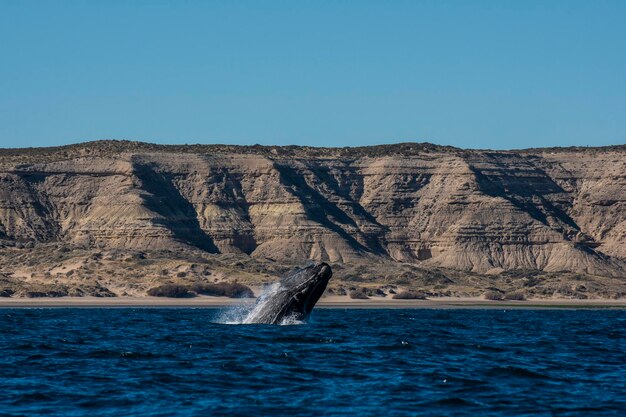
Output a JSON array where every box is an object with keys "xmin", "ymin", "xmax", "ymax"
[{"xmin": 244, "ymin": 263, "xmax": 332, "ymax": 324}]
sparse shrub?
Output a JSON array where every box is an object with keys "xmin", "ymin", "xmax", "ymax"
[
  {"xmin": 69, "ymin": 284, "xmax": 117, "ymax": 298},
  {"xmin": 394, "ymin": 276, "xmax": 412, "ymax": 286},
  {"xmin": 147, "ymin": 284, "xmax": 194, "ymax": 298},
  {"xmin": 363, "ymin": 288, "xmax": 374, "ymax": 296},
  {"xmin": 176, "ymin": 272, "xmax": 187, "ymax": 278},
  {"xmin": 0, "ymin": 289, "xmax": 14, "ymax": 297},
  {"xmin": 336, "ymin": 287, "xmax": 347, "ymax": 296},
  {"xmin": 344, "ymin": 275, "xmax": 364, "ymax": 282},
  {"xmin": 503, "ymin": 291, "xmax": 526, "ymax": 301},
  {"xmin": 392, "ymin": 291, "xmax": 426, "ymax": 300},
  {"xmin": 523, "ymin": 277, "xmax": 541, "ymax": 287},
  {"xmin": 349, "ymin": 288, "xmax": 369, "ymax": 299},
  {"xmin": 24, "ymin": 290, "xmax": 67, "ymax": 298},
  {"xmin": 483, "ymin": 290, "xmax": 504, "ymax": 301},
  {"xmin": 189, "ymin": 282, "xmax": 254, "ymax": 298}
]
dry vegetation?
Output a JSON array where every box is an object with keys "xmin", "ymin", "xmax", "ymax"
[
  {"xmin": 0, "ymin": 140, "xmax": 461, "ymax": 165},
  {"xmin": 1, "ymin": 242, "xmax": 625, "ymax": 300},
  {"xmin": 348, "ymin": 288, "xmax": 370, "ymax": 300},
  {"xmin": 2, "ymin": 139, "xmax": 624, "ymax": 167},
  {"xmin": 392, "ymin": 290, "xmax": 427, "ymax": 300}
]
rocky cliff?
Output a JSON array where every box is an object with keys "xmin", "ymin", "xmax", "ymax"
[{"xmin": 0, "ymin": 140, "xmax": 625, "ymax": 298}]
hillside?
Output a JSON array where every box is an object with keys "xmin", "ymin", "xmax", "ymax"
[{"xmin": 1, "ymin": 140, "xmax": 625, "ymax": 299}]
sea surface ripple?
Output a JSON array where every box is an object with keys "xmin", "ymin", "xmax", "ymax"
[{"xmin": 1, "ymin": 308, "xmax": 625, "ymax": 416}]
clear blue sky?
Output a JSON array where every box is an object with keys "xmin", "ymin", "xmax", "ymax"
[{"xmin": 1, "ymin": 1, "xmax": 625, "ymax": 150}]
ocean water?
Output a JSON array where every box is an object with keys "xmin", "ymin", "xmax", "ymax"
[{"xmin": 1, "ymin": 309, "xmax": 625, "ymax": 416}]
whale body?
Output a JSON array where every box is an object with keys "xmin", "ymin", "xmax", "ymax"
[{"xmin": 243, "ymin": 263, "xmax": 332, "ymax": 324}]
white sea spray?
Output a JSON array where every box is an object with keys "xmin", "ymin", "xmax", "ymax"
[{"xmin": 215, "ymin": 283, "xmax": 282, "ymax": 324}]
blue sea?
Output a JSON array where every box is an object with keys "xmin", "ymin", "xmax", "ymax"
[{"xmin": 1, "ymin": 308, "xmax": 625, "ymax": 416}]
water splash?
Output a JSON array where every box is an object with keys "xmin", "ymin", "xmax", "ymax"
[
  {"xmin": 241, "ymin": 283, "xmax": 280, "ymax": 324},
  {"xmin": 215, "ymin": 283, "xmax": 304, "ymax": 325},
  {"xmin": 278, "ymin": 314, "xmax": 305, "ymax": 326},
  {"xmin": 214, "ymin": 300, "xmax": 256, "ymax": 325}
]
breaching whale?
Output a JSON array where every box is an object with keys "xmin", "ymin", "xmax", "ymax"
[{"xmin": 243, "ymin": 263, "xmax": 332, "ymax": 324}]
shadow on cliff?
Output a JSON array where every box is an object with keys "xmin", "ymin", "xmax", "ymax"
[
  {"xmin": 273, "ymin": 163, "xmax": 375, "ymax": 255},
  {"xmin": 469, "ymin": 161, "xmax": 581, "ymax": 233},
  {"xmin": 15, "ymin": 173, "xmax": 61, "ymax": 241},
  {"xmin": 132, "ymin": 163, "xmax": 219, "ymax": 253},
  {"xmin": 201, "ymin": 169, "xmax": 257, "ymax": 254},
  {"xmin": 306, "ymin": 165, "xmax": 391, "ymax": 255}
]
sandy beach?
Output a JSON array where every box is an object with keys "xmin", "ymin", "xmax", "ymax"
[{"xmin": 1, "ymin": 295, "xmax": 625, "ymax": 309}]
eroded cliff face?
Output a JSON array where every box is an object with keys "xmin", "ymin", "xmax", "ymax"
[{"xmin": 0, "ymin": 141, "xmax": 625, "ymax": 278}]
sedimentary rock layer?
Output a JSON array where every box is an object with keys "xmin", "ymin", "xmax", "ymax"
[{"xmin": 0, "ymin": 141, "xmax": 624, "ymax": 277}]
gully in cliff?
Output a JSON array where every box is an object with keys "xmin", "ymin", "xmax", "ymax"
[{"xmin": 243, "ymin": 263, "xmax": 332, "ymax": 324}]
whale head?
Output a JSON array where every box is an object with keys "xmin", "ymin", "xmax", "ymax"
[
  {"xmin": 279, "ymin": 262, "xmax": 332, "ymax": 316},
  {"xmin": 244, "ymin": 262, "xmax": 332, "ymax": 324}
]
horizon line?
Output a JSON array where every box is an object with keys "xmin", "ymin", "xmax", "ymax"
[{"xmin": 2, "ymin": 138, "xmax": 626, "ymax": 153}]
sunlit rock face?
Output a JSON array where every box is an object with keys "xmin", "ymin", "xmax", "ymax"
[{"xmin": 0, "ymin": 141, "xmax": 624, "ymax": 276}]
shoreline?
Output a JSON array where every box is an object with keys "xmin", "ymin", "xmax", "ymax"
[{"xmin": 1, "ymin": 296, "xmax": 626, "ymax": 309}]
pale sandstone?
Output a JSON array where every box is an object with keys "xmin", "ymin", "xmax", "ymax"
[{"xmin": 0, "ymin": 141, "xmax": 624, "ymax": 298}]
